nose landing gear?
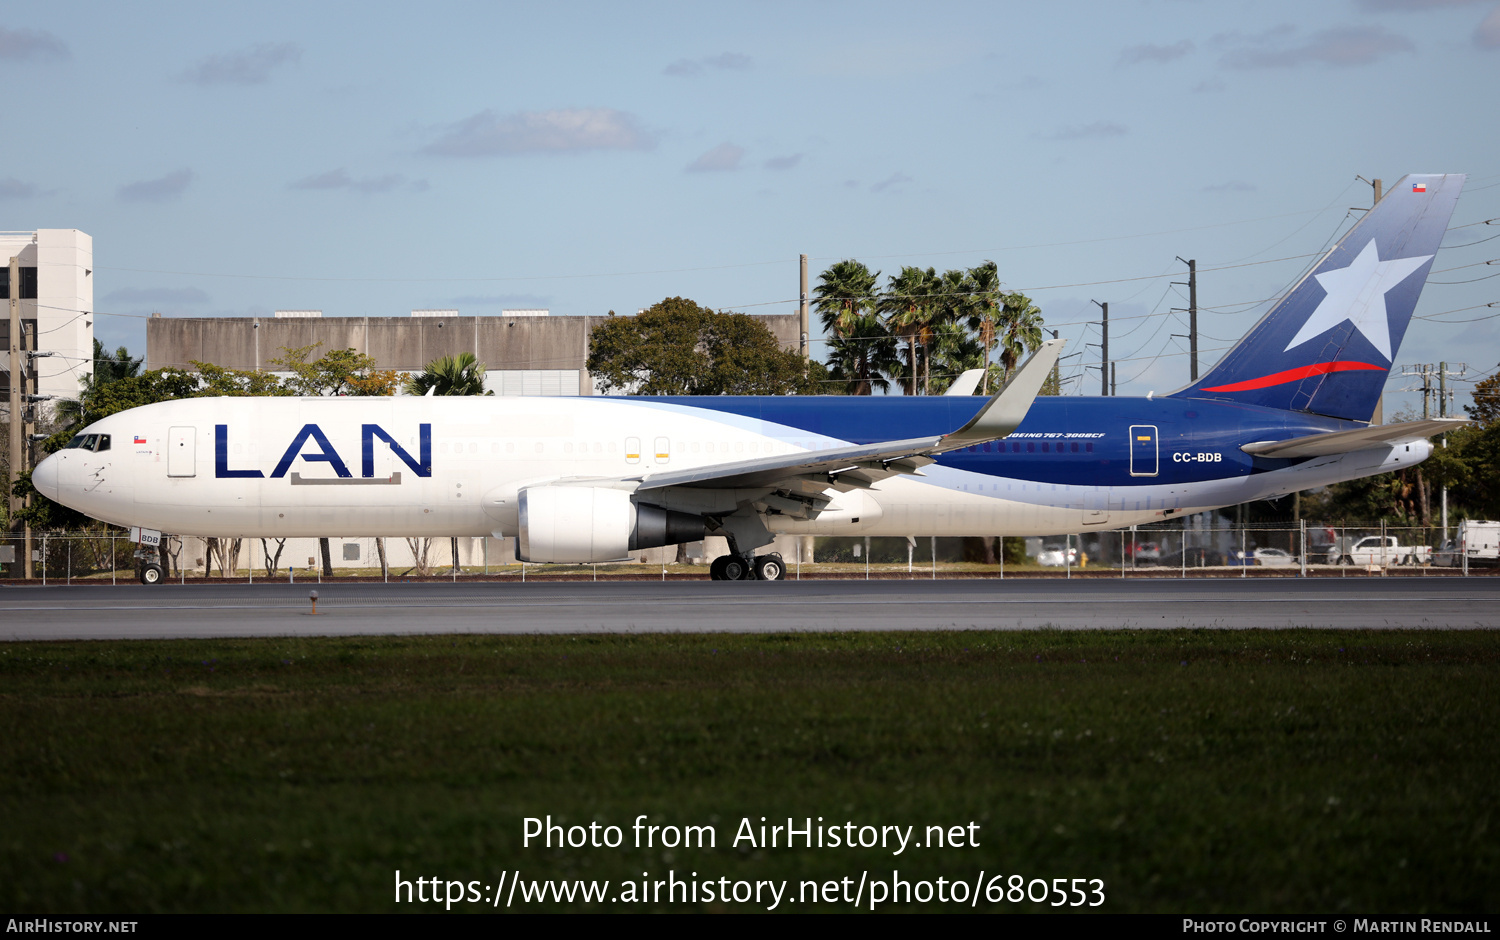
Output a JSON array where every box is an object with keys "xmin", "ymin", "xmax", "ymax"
[{"xmin": 133, "ymin": 545, "xmax": 165, "ymax": 585}]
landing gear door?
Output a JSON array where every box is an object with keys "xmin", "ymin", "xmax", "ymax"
[
  {"xmin": 1129, "ymin": 425, "xmax": 1158, "ymax": 477},
  {"xmin": 167, "ymin": 426, "xmax": 196, "ymax": 477}
]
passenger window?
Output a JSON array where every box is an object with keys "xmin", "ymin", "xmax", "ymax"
[
  {"xmin": 1026, "ymin": 442, "xmax": 1034, "ymax": 453},
  {"xmin": 1070, "ymin": 442, "xmax": 1078, "ymax": 453},
  {"xmin": 1086, "ymin": 443, "xmax": 1094, "ymax": 453},
  {"xmin": 1042, "ymin": 442, "xmax": 1050, "ymax": 453}
]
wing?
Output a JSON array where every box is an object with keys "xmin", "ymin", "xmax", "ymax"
[
  {"xmin": 1241, "ymin": 417, "xmax": 1469, "ymax": 459},
  {"xmin": 634, "ymin": 337, "xmax": 1065, "ymax": 493}
]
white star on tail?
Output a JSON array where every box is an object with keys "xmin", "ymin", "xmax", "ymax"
[{"xmin": 1283, "ymin": 239, "xmax": 1432, "ymax": 361}]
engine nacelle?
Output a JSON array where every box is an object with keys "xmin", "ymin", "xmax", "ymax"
[{"xmin": 517, "ymin": 486, "xmax": 704, "ymax": 563}]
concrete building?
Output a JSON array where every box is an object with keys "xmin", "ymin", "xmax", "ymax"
[
  {"xmin": 1, "ymin": 229, "xmax": 94, "ymax": 405},
  {"xmin": 147, "ymin": 308, "xmax": 802, "ymax": 395}
]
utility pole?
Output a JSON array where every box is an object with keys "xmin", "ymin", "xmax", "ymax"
[
  {"xmin": 1358, "ymin": 176, "xmax": 1383, "ymax": 207},
  {"xmin": 798, "ymin": 254, "xmax": 809, "ymax": 366},
  {"xmin": 1175, "ymin": 257, "xmax": 1198, "ymax": 381},
  {"xmin": 1092, "ymin": 300, "xmax": 1108, "ymax": 396},
  {"xmin": 1049, "ymin": 329, "xmax": 1060, "ymax": 393},
  {"xmin": 1110, "ymin": 361, "xmax": 1116, "ymax": 397}
]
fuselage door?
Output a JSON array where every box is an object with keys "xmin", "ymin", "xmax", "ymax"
[
  {"xmin": 167, "ymin": 426, "xmax": 196, "ymax": 478},
  {"xmin": 1129, "ymin": 425, "xmax": 1158, "ymax": 477}
]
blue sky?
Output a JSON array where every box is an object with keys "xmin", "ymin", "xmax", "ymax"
[{"xmin": 3, "ymin": 0, "xmax": 1497, "ymax": 414}]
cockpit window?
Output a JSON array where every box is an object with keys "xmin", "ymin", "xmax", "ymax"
[{"xmin": 62, "ymin": 434, "xmax": 109, "ymax": 452}]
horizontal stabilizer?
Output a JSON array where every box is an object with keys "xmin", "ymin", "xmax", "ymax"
[
  {"xmin": 943, "ymin": 369, "xmax": 983, "ymax": 397},
  {"xmin": 1241, "ymin": 417, "xmax": 1469, "ymax": 459}
]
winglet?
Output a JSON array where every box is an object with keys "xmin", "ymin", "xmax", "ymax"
[{"xmin": 940, "ymin": 337, "xmax": 1064, "ymax": 448}]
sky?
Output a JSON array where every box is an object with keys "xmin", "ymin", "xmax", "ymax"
[{"xmin": 3, "ymin": 0, "xmax": 1498, "ymax": 416}]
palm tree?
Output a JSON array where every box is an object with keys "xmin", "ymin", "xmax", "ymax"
[
  {"xmin": 927, "ymin": 319, "xmax": 985, "ymax": 394},
  {"xmin": 964, "ymin": 261, "xmax": 1004, "ymax": 393},
  {"xmin": 404, "ymin": 352, "xmax": 489, "ymax": 397},
  {"xmin": 880, "ymin": 266, "xmax": 939, "ymax": 395},
  {"xmin": 823, "ymin": 311, "xmax": 899, "ymax": 395},
  {"xmin": 994, "ymin": 290, "xmax": 1046, "ymax": 381},
  {"xmin": 56, "ymin": 340, "xmax": 143, "ymax": 428},
  {"xmin": 813, "ymin": 260, "xmax": 894, "ymax": 395}
]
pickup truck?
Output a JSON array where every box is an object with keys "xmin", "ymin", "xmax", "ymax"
[{"xmin": 1325, "ymin": 536, "xmax": 1431, "ymax": 566}]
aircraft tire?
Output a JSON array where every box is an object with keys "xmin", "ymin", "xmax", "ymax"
[
  {"xmin": 709, "ymin": 556, "xmax": 729, "ymax": 580},
  {"xmin": 754, "ymin": 554, "xmax": 785, "ymax": 582},
  {"xmin": 140, "ymin": 564, "xmax": 164, "ymax": 585},
  {"xmin": 721, "ymin": 556, "xmax": 751, "ymax": 581}
]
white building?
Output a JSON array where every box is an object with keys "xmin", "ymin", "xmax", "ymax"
[{"xmin": 0, "ymin": 229, "xmax": 94, "ymax": 408}]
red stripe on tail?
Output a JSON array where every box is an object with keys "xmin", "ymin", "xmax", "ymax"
[{"xmin": 1202, "ymin": 361, "xmax": 1385, "ymax": 393}]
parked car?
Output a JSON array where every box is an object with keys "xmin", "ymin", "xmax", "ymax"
[
  {"xmin": 1432, "ymin": 538, "xmax": 1462, "ymax": 568},
  {"xmin": 1458, "ymin": 520, "xmax": 1500, "ymax": 567},
  {"xmin": 1242, "ymin": 547, "xmax": 1298, "ymax": 566},
  {"xmin": 1324, "ymin": 535, "xmax": 1431, "ymax": 566},
  {"xmin": 1037, "ymin": 545, "xmax": 1078, "ymax": 566},
  {"xmin": 1130, "ymin": 540, "xmax": 1161, "ymax": 563}
]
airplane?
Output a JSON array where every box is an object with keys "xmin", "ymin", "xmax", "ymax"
[{"xmin": 34, "ymin": 173, "xmax": 1469, "ymax": 583}]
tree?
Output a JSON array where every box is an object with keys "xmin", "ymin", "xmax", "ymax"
[
  {"xmin": 994, "ymin": 291, "xmax": 1046, "ymax": 380},
  {"xmin": 965, "ymin": 261, "xmax": 1004, "ymax": 393},
  {"xmin": 814, "ymin": 260, "xmax": 895, "ymax": 396},
  {"xmin": 271, "ymin": 344, "xmax": 398, "ymax": 397},
  {"xmin": 588, "ymin": 298, "xmax": 813, "ymax": 396},
  {"xmin": 190, "ymin": 361, "xmax": 291, "ymax": 397},
  {"xmin": 880, "ymin": 266, "xmax": 940, "ymax": 395},
  {"xmin": 403, "ymin": 352, "xmax": 490, "ymax": 397}
]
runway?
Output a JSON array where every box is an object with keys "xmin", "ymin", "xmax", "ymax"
[{"xmin": 2, "ymin": 577, "xmax": 1498, "ymax": 640}]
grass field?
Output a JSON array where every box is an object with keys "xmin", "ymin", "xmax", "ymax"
[{"xmin": 2, "ymin": 629, "xmax": 1496, "ymax": 914}]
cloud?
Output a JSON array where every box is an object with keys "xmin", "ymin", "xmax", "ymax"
[
  {"xmin": 179, "ymin": 42, "xmax": 301, "ymax": 85},
  {"xmin": 290, "ymin": 168, "xmax": 425, "ymax": 193},
  {"xmin": 0, "ymin": 177, "xmax": 37, "ymax": 199},
  {"xmin": 764, "ymin": 153, "xmax": 803, "ymax": 171},
  {"xmin": 1476, "ymin": 7, "xmax": 1500, "ymax": 48},
  {"xmin": 104, "ymin": 287, "xmax": 210, "ymax": 305},
  {"xmin": 424, "ymin": 108, "xmax": 654, "ymax": 156},
  {"xmin": 870, "ymin": 172, "xmax": 912, "ymax": 193},
  {"xmin": 118, "ymin": 168, "xmax": 194, "ymax": 203},
  {"xmin": 1202, "ymin": 180, "xmax": 1258, "ymax": 193},
  {"xmin": 1047, "ymin": 121, "xmax": 1128, "ymax": 140},
  {"xmin": 1193, "ymin": 78, "xmax": 1228, "ymax": 93},
  {"xmin": 0, "ymin": 26, "xmax": 68, "ymax": 60},
  {"xmin": 1119, "ymin": 40, "xmax": 1195, "ymax": 65},
  {"xmin": 685, "ymin": 142, "xmax": 745, "ymax": 172},
  {"xmin": 1220, "ymin": 25, "xmax": 1415, "ymax": 68},
  {"xmin": 664, "ymin": 51, "xmax": 752, "ymax": 76}
]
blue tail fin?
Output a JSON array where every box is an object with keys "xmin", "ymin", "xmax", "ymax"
[{"xmin": 1170, "ymin": 173, "xmax": 1464, "ymax": 422}]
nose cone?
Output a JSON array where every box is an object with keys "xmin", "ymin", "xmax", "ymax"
[{"xmin": 33, "ymin": 452, "xmax": 62, "ymax": 501}]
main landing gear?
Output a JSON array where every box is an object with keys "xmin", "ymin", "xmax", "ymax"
[{"xmin": 709, "ymin": 552, "xmax": 786, "ymax": 581}]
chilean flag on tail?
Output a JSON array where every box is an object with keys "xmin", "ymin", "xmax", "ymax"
[{"xmin": 1170, "ymin": 174, "xmax": 1464, "ymax": 423}]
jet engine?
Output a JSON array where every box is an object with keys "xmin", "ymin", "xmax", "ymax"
[{"xmin": 517, "ymin": 486, "xmax": 705, "ymax": 563}]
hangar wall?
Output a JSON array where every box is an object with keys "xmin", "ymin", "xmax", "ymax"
[{"xmin": 146, "ymin": 312, "xmax": 803, "ymax": 395}]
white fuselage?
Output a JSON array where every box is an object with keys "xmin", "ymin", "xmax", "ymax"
[{"xmin": 34, "ymin": 395, "xmax": 1426, "ymax": 541}]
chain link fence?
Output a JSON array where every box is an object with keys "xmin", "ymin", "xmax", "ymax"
[{"xmin": 1, "ymin": 522, "xmax": 1493, "ymax": 582}]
